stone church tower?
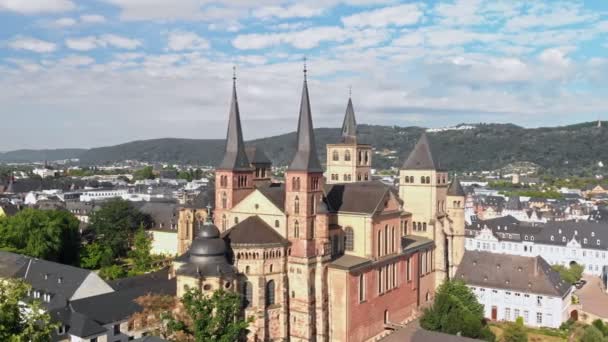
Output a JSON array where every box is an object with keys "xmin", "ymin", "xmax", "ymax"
[
  {"xmin": 285, "ymin": 68, "xmax": 331, "ymax": 341},
  {"xmin": 399, "ymin": 133, "xmax": 451, "ymax": 285},
  {"xmin": 325, "ymin": 96, "xmax": 372, "ymax": 184},
  {"xmin": 446, "ymin": 178, "xmax": 466, "ymax": 279},
  {"xmin": 215, "ymin": 74, "xmax": 254, "ymax": 231}
]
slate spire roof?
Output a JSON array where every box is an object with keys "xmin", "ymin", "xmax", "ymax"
[
  {"xmin": 288, "ymin": 65, "xmax": 323, "ymax": 173},
  {"xmin": 217, "ymin": 71, "xmax": 252, "ymax": 171},
  {"xmin": 341, "ymin": 96, "xmax": 357, "ymax": 143},
  {"xmin": 402, "ymin": 133, "xmax": 437, "ymax": 170},
  {"xmin": 447, "ymin": 178, "xmax": 466, "ymax": 197}
]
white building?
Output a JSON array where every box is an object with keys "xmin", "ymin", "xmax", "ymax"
[
  {"xmin": 32, "ymin": 167, "xmax": 58, "ymax": 178},
  {"xmin": 466, "ymin": 216, "xmax": 608, "ymax": 275},
  {"xmin": 80, "ymin": 189, "xmax": 130, "ymax": 202},
  {"xmin": 456, "ymin": 251, "xmax": 573, "ymax": 328}
]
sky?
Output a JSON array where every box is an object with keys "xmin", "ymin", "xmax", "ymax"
[{"xmin": 1, "ymin": 0, "xmax": 608, "ymax": 150}]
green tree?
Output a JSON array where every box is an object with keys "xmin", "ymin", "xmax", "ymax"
[
  {"xmin": 552, "ymin": 263, "xmax": 585, "ymax": 284},
  {"xmin": 129, "ymin": 225, "xmax": 152, "ymax": 273},
  {"xmin": 88, "ymin": 198, "xmax": 151, "ymax": 259},
  {"xmin": 166, "ymin": 288, "xmax": 252, "ymax": 342},
  {"xmin": 80, "ymin": 242, "xmax": 114, "ymax": 269},
  {"xmin": 502, "ymin": 319, "xmax": 528, "ymax": 342},
  {"xmin": 581, "ymin": 325, "xmax": 608, "ymax": 342},
  {"xmin": 592, "ymin": 320, "xmax": 608, "ymax": 337},
  {"xmin": 0, "ymin": 209, "xmax": 80, "ymax": 265},
  {"xmin": 99, "ymin": 264, "xmax": 127, "ymax": 280},
  {"xmin": 420, "ymin": 280, "xmax": 494, "ymax": 341},
  {"xmin": 133, "ymin": 166, "xmax": 155, "ymax": 180},
  {"xmin": 0, "ymin": 279, "xmax": 59, "ymax": 341}
]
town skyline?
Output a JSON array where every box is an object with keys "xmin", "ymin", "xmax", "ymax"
[{"xmin": 1, "ymin": 0, "xmax": 608, "ymax": 150}]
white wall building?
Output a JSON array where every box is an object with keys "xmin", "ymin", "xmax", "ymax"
[
  {"xmin": 456, "ymin": 251, "xmax": 573, "ymax": 329},
  {"xmin": 466, "ymin": 216, "xmax": 608, "ymax": 275}
]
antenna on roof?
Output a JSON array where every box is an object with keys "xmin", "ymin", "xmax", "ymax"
[{"xmin": 348, "ymin": 85, "xmax": 352, "ymax": 98}]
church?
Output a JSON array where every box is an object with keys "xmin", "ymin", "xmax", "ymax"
[{"xmin": 172, "ymin": 66, "xmax": 466, "ymax": 342}]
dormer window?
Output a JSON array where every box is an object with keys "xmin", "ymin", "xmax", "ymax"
[
  {"xmin": 558, "ymin": 229, "xmax": 562, "ymax": 234},
  {"xmin": 524, "ymin": 235, "xmax": 528, "ymax": 241},
  {"xmin": 562, "ymin": 237, "xmax": 566, "ymax": 242},
  {"xmin": 592, "ymin": 232, "xmax": 596, "ymax": 237},
  {"xmin": 598, "ymin": 239, "xmax": 601, "ymax": 245},
  {"xmin": 584, "ymin": 238, "xmax": 588, "ymax": 244},
  {"xmin": 551, "ymin": 235, "xmax": 554, "ymax": 241},
  {"xmin": 531, "ymin": 236, "xmax": 534, "ymax": 241},
  {"xmin": 574, "ymin": 230, "xmax": 578, "ymax": 235}
]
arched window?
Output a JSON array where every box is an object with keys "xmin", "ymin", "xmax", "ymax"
[
  {"xmin": 421, "ymin": 176, "xmax": 426, "ymax": 184},
  {"xmin": 332, "ymin": 150, "xmax": 339, "ymax": 161},
  {"xmin": 294, "ymin": 196, "xmax": 300, "ymax": 214},
  {"xmin": 221, "ymin": 192, "xmax": 227, "ymax": 209},
  {"xmin": 345, "ymin": 227, "xmax": 354, "ymax": 251},
  {"xmin": 384, "ymin": 225, "xmax": 388, "ymax": 255},
  {"xmin": 365, "ymin": 151, "xmax": 369, "ymax": 164},
  {"xmin": 243, "ymin": 281, "xmax": 252, "ymax": 307},
  {"xmin": 358, "ymin": 151, "xmax": 362, "ymax": 164},
  {"xmin": 275, "ymin": 220, "xmax": 280, "ymax": 228},
  {"xmin": 266, "ymin": 280, "xmax": 275, "ymax": 306},
  {"xmin": 425, "ymin": 176, "xmax": 430, "ymax": 184},
  {"xmin": 359, "ymin": 274, "xmax": 365, "ymax": 302},
  {"xmin": 364, "ymin": 173, "xmax": 369, "ymax": 181},
  {"xmin": 345, "ymin": 150, "xmax": 351, "ymax": 161},
  {"xmin": 294, "ymin": 221, "xmax": 299, "ymax": 238},
  {"xmin": 417, "ymin": 222, "xmax": 422, "ymax": 231},
  {"xmin": 292, "ymin": 177, "xmax": 301, "ymax": 191},
  {"xmin": 423, "ymin": 222, "xmax": 427, "ymax": 231},
  {"xmin": 377, "ymin": 230, "xmax": 382, "ymax": 256},
  {"xmin": 234, "ymin": 217, "xmax": 239, "ymax": 224},
  {"xmin": 221, "ymin": 214, "xmax": 227, "ymax": 230},
  {"xmin": 391, "ymin": 227, "xmax": 395, "ymax": 253},
  {"xmin": 357, "ymin": 174, "xmax": 361, "ymax": 181}
]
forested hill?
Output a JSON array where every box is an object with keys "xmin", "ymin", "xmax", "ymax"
[{"xmin": 1, "ymin": 122, "xmax": 606, "ymax": 175}]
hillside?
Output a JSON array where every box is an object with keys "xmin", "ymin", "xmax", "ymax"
[{"xmin": 1, "ymin": 122, "xmax": 606, "ymax": 175}]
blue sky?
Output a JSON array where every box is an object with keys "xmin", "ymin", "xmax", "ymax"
[{"xmin": 1, "ymin": 0, "xmax": 608, "ymax": 150}]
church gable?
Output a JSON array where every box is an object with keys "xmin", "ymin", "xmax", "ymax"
[
  {"xmin": 232, "ymin": 188, "xmax": 285, "ymax": 216},
  {"xmin": 374, "ymin": 190, "xmax": 401, "ymax": 214}
]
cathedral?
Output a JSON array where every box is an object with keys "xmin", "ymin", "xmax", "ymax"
[{"xmin": 172, "ymin": 67, "xmax": 466, "ymax": 342}]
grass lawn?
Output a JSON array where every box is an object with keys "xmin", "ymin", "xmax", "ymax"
[{"xmin": 489, "ymin": 323, "xmax": 572, "ymax": 342}]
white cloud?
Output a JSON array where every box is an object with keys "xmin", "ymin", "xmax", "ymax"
[
  {"xmin": 167, "ymin": 31, "xmax": 209, "ymax": 51},
  {"xmin": 254, "ymin": 3, "xmax": 325, "ymax": 19},
  {"xmin": 8, "ymin": 37, "xmax": 57, "ymax": 53},
  {"xmin": 60, "ymin": 55, "xmax": 95, "ymax": 66},
  {"xmin": 505, "ymin": 2, "xmax": 597, "ymax": 31},
  {"xmin": 233, "ymin": 26, "xmax": 347, "ymax": 50},
  {"xmin": 341, "ymin": 4, "xmax": 424, "ymax": 28},
  {"xmin": 53, "ymin": 17, "xmax": 77, "ymax": 27},
  {"xmin": 66, "ymin": 35, "xmax": 142, "ymax": 51},
  {"xmin": 0, "ymin": 0, "xmax": 74, "ymax": 14},
  {"xmin": 103, "ymin": 0, "xmax": 207, "ymax": 21},
  {"xmin": 101, "ymin": 34, "xmax": 142, "ymax": 49},
  {"xmin": 65, "ymin": 36, "xmax": 99, "ymax": 51},
  {"xmin": 80, "ymin": 14, "xmax": 106, "ymax": 24},
  {"xmin": 538, "ymin": 48, "xmax": 571, "ymax": 67}
]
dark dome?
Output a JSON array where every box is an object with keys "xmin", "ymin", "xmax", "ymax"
[
  {"xmin": 199, "ymin": 224, "xmax": 220, "ymax": 238},
  {"xmin": 190, "ymin": 237, "xmax": 226, "ymax": 256}
]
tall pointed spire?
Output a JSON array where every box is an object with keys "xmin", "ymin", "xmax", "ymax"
[
  {"xmin": 288, "ymin": 62, "xmax": 323, "ymax": 173},
  {"xmin": 341, "ymin": 91, "xmax": 357, "ymax": 143},
  {"xmin": 447, "ymin": 178, "xmax": 466, "ymax": 197},
  {"xmin": 402, "ymin": 133, "xmax": 437, "ymax": 170},
  {"xmin": 217, "ymin": 67, "xmax": 252, "ymax": 171}
]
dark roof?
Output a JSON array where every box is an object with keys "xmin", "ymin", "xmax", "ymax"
[
  {"xmin": 0, "ymin": 201, "xmax": 19, "ymax": 216},
  {"xmin": 223, "ymin": 216, "xmax": 289, "ymax": 247},
  {"xmin": 505, "ymin": 195, "xmax": 522, "ymax": 210},
  {"xmin": 341, "ymin": 97, "xmax": 357, "ymax": 143},
  {"xmin": 381, "ymin": 322, "xmax": 481, "ymax": 342},
  {"xmin": 246, "ymin": 146, "xmax": 271, "ymax": 165},
  {"xmin": 185, "ymin": 185, "xmax": 215, "ymax": 209},
  {"xmin": 288, "ymin": 76, "xmax": 323, "ymax": 173},
  {"xmin": 447, "ymin": 178, "xmax": 466, "ymax": 197},
  {"xmin": 455, "ymin": 251, "xmax": 571, "ymax": 297},
  {"xmin": 217, "ymin": 79, "xmax": 252, "ymax": 171},
  {"xmin": 466, "ymin": 215, "xmax": 543, "ymax": 242},
  {"xmin": 63, "ymin": 311, "xmax": 106, "ymax": 338},
  {"xmin": 402, "ymin": 235, "xmax": 435, "ymax": 253},
  {"xmin": 257, "ymin": 183, "xmax": 285, "ymax": 211},
  {"xmin": 323, "ymin": 181, "xmax": 394, "ymax": 214},
  {"xmin": 484, "ymin": 195, "xmax": 506, "ymax": 208},
  {"xmin": 401, "ymin": 133, "xmax": 437, "ymax": 170},
  {"xmin": 70, "ymin": 269, "xmax": 176, "ymax": 328},
  {"xmin": 0, "ymin": 251, "xmax": 29, "ymax": 278},
  {"xmin": 137, "ymin": 201, "xmax": 178, "ymax": 231},
  {"xmin": 589, "ymin": 207, "xmax": 608, "ymax": 222}
]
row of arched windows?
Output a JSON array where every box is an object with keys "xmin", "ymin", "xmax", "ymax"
[
  {"xmin": 242, "ymin": 280, "xmax": 276, "ymax": 307},
  {"xmin": 219, "ymin": 175, "xmax": 228, "ymax": 187},
  {"xmin": 331, "ymin": 150, "xmax": 370, "ymax": 165},
  {"xmin": 403, "ymin": 176, "xmax": 431, "ymax": 184},
  {"xmin": 377, "ymin": 225, "xmax": 396, "ymax": 257},
  {"xmin": 413, "ymin": 221, "xmax": 427, "ymax": 232}
]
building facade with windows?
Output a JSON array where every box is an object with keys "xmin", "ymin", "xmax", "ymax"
[
  {"xmin": 465, "ymin": 216, "xmax": 608, "ymax": 275},
  {"xmin": 456, "ymin": 251, "xmax": 572, "ymax": 329},
  {"xmin": 171, "ymin": 69, "xmax": 470, "ymax": 342}
]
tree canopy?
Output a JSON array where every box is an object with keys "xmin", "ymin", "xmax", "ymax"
[
  {"xmin": 88, "ymin": 198, "xmax": 151, "ymax": 259},
  {"xmin": 552, "ymin": 263, "xmax": 585, "ymax": 284},
  {"xmin": 0, "ymin": 279, "xmax": 58, "ymax": 341},
  {"xmin": 133, "ymin": 288, "xmax": 252, "ymax": 342},
  {"xmin": 420, "ymin": 280, "xmax": 495, "ymax": 341},
  {"xmin": 0, "ymin": 208, "xmax": 80, "ymax": 265}
]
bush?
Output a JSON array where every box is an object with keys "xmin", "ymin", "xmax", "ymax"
[
  {"xmin": 99, "ymin": 264, "xmax": 127, "ymax": 280},
  {"xmin": 581, "ymin": 325, "xmax": 606, "ymax": 342},
  {"xmin": 503, "ymin": 321, "xmax": 528, "ymax": 342}
]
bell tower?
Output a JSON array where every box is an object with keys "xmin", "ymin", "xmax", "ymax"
[
  {"xmin": 214, "ymin": 69, "xmax": 254, "ymax": 231},
  {"xmin": 326, "ymin": 94, "xmax": 372, "ymax": 183},
  {"xmin": 446, "ymin": 178, "xmax": 466, "ymax": 279}
]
